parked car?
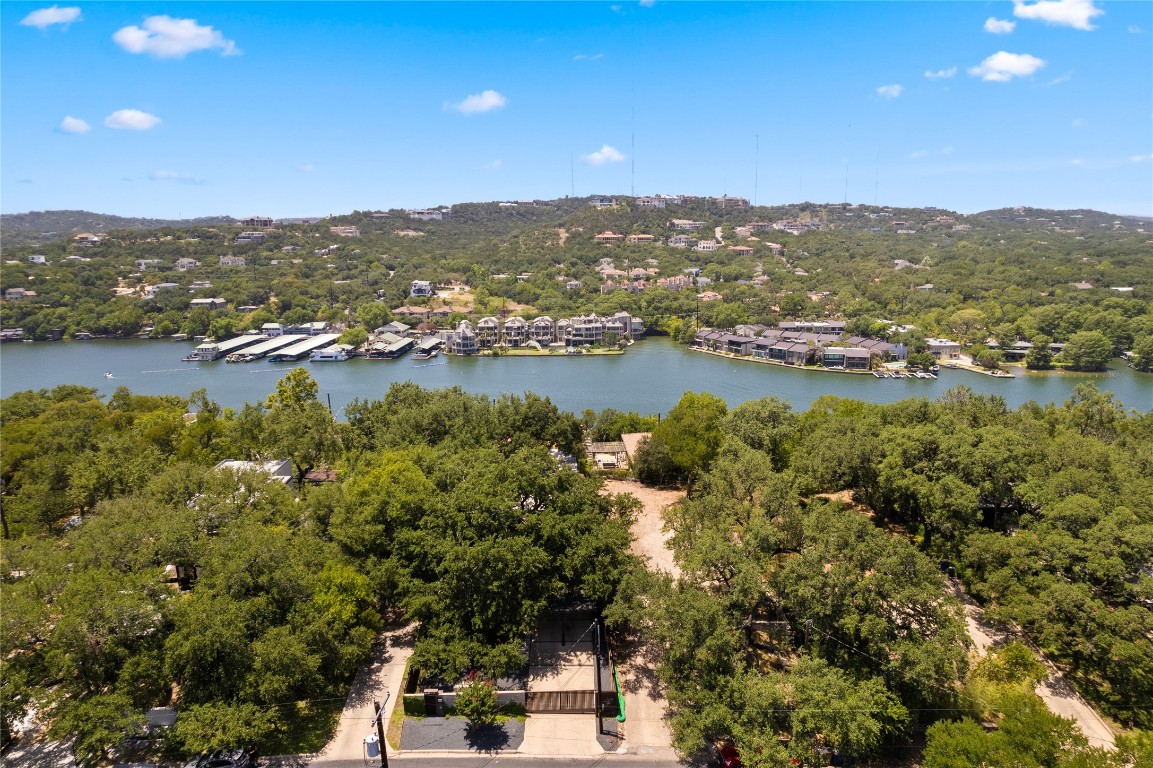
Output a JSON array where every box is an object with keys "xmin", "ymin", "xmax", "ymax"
[{"xmin": 712, "ymin": 741, "xmax": 742, "ymax": 768}]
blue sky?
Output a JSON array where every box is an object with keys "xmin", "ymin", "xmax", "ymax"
[{"xmin": 3, "ymin": 1, "xmax": 1151, "ymax": 218}]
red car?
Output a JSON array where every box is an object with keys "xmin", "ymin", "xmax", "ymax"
[{"xmin": 718, "ymin": 742, "xmax": 742, "ymax": 768}]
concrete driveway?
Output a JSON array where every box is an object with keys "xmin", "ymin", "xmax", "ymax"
[{"xmin": 317, "ymin": 623, "xmax": 416, "ymax": 761}]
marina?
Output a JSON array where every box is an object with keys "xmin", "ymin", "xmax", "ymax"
[
  {"xmin": 267, "ymin": 333, "xmax": 342, "ymax": 362},
  {"xmin": 225, "ymin": 334, "xmax": 308, "ymax": 362},
  {"xmin": 187, "ymin": 333, "xmax": 265, "ymax": 362},
  {"xmin": 2, "ymin": 337, "xmax": 1148, "ymax": 417}
]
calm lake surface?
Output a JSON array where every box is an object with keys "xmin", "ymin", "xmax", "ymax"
[{"xmin": 1, "ymin": 337, "xmax": 1149, "ymax": 416}]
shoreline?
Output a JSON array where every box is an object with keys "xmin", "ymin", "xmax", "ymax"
[{"xmin": 693, "ymin": 346, "xmax": 930, "ymax": 377}]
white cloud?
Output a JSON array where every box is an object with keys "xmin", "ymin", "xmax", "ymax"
[
  {"xmin": 984, "ymin": 17, "xmax": 1017, "ymax": 34},
  {"xmin": 968, "ymin": 51, "xmax": 1046, "ymax": 82},
  {"xmin": 924, "ymin": 66, "xmax": 957, "ymax": 80},
  {"xmin": 20, "ymin": 6, "xmax": 81, "ymax": 29},
  {"xmin": 113, "ymin": 15, "xmax": 239, "ymax": 58},
  {"xmin": 876, "ymin": 84, "xmax": 903, "ymax": 99},
  {"xmin": 582, "ymin": 145, "xmax": 625, "ymax": 166},
  {"xmin": 297, "ymin": 163, "xmax": 316, "ymax": 173},
  {"xmin": 59, "ymin": 116, "xmax": 90, "ymax": 134},
  {"xmin": 1128, "ymin": 25, "xmax": 1143, "ymax": 33},
  {"xmin": 940, "ymin": 146, "xmax": 955, "ymax": 155},
  {"xmin": 1071, "ymin": 118, "xmax": 1086, "ymax": 128},
  {"xmin": 573, "ymin": 53, "xmax": 604, "ymax": 61},
  {"xmin": 1131, "ymin": 154, "xmax": 1153, "ymax": 163},
  {"xmin": 1012, "ymin": 0, "xmax": 1103, "ymax": 30},
  {"xmin": 482, "ymin": 160, "xmax": 502, "ymax": 170},
  {"xmin": 447, "ymin": 89, "xmax": 507, "ymax": 115},
  {"xmin": 149, "ymin": 170, "xmax": 206, "ymax": 185},
  {"xmin": 104, "ymin": 109, "xmax": 161, "ymax": 130},
  {"xmin": 639, "ymin": 0, "xmax": 656, "ymax": 6}
]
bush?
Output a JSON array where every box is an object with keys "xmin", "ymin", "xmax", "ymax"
[{"xmin": 454, "ymin": 671, "xmax": 498, "ymax": 729}]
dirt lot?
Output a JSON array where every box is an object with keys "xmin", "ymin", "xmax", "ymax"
[
  {"xmin": 602, "ymin": 479, "xmax": 684, "ymax": 578},
  {"xmin": 600, "ymin": 479, "xmax": 684, "ymax": 758}
]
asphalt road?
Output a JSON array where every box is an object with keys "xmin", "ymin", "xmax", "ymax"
[{"xmin": 308, "ymin": 757, "xmax": 681, "ymax": 768}]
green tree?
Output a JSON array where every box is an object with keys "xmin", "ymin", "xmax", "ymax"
[
  {"xmin": 338, "ymin": 326, "xmax": 368, "ymax": 348},
  {"xmin": 356, "ymin": 301, "xmax": 392, "ymax": 330},
  {"xmin": 907, "ymin": 351, "xmax": 935, "ymax": 371},
  {"xmin": 454, "ymin": 670, "xmax": 499, "ymax": 729},
  {"xmin": 1129, "ymin": 334, "xmax": 1153, "ymax": 372},
  {"xmin": 1060, "ymin": 330, "xmax": 1113, "ymax": 371},
  {"xmin": 1025, "ymin": 334, "xmax": 1054, "ymax": 369},
  {"xmin": 650, "ymin": 392, "xmax": 728, "ymax": 488},
  {"xmin": 172, "ymin": 702, "xmax": 281, "ymax": 754},
  {"xmin": 263, "ymin": 368, "xmax": 340, "ymax": 485},
  {"xmin": 49, "ymin": 692, "xmax": 146, "ymax": 767}
]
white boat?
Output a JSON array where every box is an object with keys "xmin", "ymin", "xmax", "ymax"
[
  {"xmin": 104, "ymin": 371, "xmax": 113, "ymax": 378},
  {"xmin": 310, "ymin": 344, "xmax": 352, "ymax": 362}
]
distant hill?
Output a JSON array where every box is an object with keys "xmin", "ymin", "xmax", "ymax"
[
  {"xmin": 0, "ymin": 210, "xmax": 239, "ymax": 246},
  {"xmin": 973, "ymin": 207, "xmax": 1150, "ymax": 230}
]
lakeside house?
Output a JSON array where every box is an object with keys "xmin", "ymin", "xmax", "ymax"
[
  {"xmin": 926, "ymin": 338, "xmax": 962, "ymax": 359},
  {"xmin": 441, "ymin": 312, "xmax": 644, "ymax": 354},
  {"xmin": 220, "ymin": 255, "xmax": 246, "ymax": 267},
  {"xmin": 694, "ymin": 325, "xmax": 906, "ymax": 369},
  {"xmin": 190, "ymin": 298, "xmax": 227, "ymax": 310},
  {"xmin": 410, "ymin": 280, "xmax": 434, "ymax": 297},
  {"xmin": 594, "ymin": 231, "xmax": 625, "ymax": 245},
  {"xmin": 234, "ymin": 232, "xmax": 266, "ymax": 245}
]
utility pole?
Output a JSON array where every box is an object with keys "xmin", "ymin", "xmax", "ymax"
[{"xmin": 372, "ymin": 694, "xmax": 390, "ymax": 768}]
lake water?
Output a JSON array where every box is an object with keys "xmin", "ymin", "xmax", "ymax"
[{"xmin": 1, "ymin": 337, "xmax": 1149, "ymax": 416}]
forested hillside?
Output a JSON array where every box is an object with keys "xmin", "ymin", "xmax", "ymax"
[
  {"xmin": 1, "ymin": 198, "xmax": 1149, "ymax": 374},
  {"xmin": 0, "ymin": 211, "xmax": 238, "ymax": 246}
]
